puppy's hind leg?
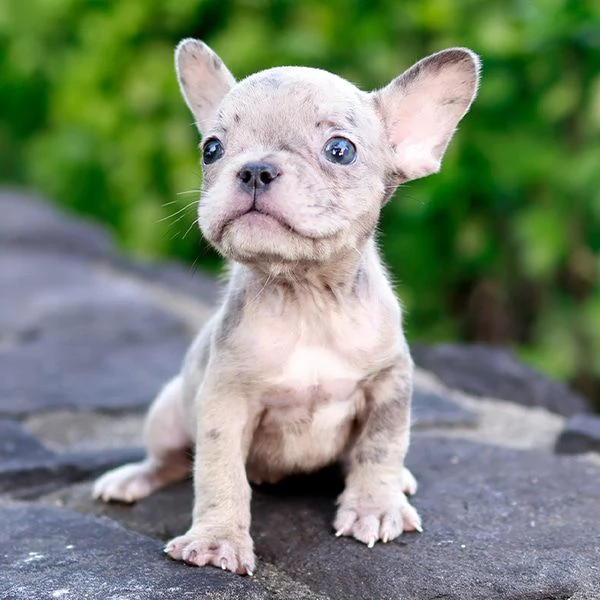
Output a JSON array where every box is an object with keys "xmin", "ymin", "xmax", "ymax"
[{"xmin": 93, "ymin": 375, "xmax": 192, "ymax": 503}]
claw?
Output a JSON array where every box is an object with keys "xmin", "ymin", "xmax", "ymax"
[
  {"xmin": 244, "ymin": 565, "xmax": 254, "ymax": 577},
  {"xmin": 184, "ymin": 548, "xmax": 197, "ymax": 563},
  {"xmin": 164, "ymin": 543, "xmax": 175, "ymax": 555},
  {"xmin": 415, "ymin": 524, "xmax": 423, "ymax": 533},
  {"xmin": 382, "ymin": 535, "xmax": 389, "ymax": 544},
  {"xmin": 335, "ymin": 530, "xmax": 344, "ymax": 537},
  {"xmin": 367, "ymin": 538, "xmax": 376, "ymax": 549},
  {"xmin": 220, "ymin": 558, "xmax": 227, "ymax": 570}
]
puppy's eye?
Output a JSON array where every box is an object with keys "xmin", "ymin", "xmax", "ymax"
[
  {"xmin": 202, "ymin": 138, "xmax": 224, "ymax": 165},
  {"xmin": 323, "ymin": 137, "xmax": 356, "ymax": 165}
]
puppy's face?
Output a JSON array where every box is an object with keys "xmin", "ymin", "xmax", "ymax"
[
  {"xmin": 197, "ymin": 68, "xmax": 388, "ymax": 264},
  {"xmin": 176, "ymin": 41, "xmax": 480, "ymax": 266}
]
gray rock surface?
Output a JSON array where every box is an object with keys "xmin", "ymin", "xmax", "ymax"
[
  {"xmin": 556, "ymin": 412, "xmax": 600, "ymax": 455},
  {"xmin": 255, "ymin": 436, "xmax": 600, "ymax": 600},
  {"xmin": 0, "ymin": 191, "xmax": 214, "ymax": 416},
  {"xmin": 0, "ymin": 418, "xmax": 53, "ymax": 462},
  {"xmin": 0, "ymin": 189, "xmax": 116, "ymax": 259},
  {"xmin": 43, "ymin": 437, "xmax": 600, "ymax": 600},
  {"xmin": 1, "ymin": 189, "xmax": 599, "ymax": 600},
  {"xmin": 0, "ymin": 189, "xmax": 220, "ymax": 300},
  {"xmin": 0, "ymin": 504, "xmax": 270, "ymax": 600},
  {"xmin": 0, "ymin": 254, "xmax": 191, "ymax": 414},
  {"xmin": 412, "ymin": 342, "xmax": 590, "ymax": 416},
  {"xmin": 1, "ymin": 447, "xmax": 145, "ymax": 499},
  {"xmin": 0, "ymin": 419, "xmax": 144, "ymax": 497},
  {"xmin": 412, "ymin": 389, "xmax": 478, "ymax": 429},
  {"xmin": 112, "ymin": 254, "xmax": 222, "ymax": 306},
  {"xmin": 24, "ymin": 410, "xmax": 146, "ymax": 452}
]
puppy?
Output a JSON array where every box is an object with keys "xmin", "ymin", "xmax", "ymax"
[{"xmin": 93, "ymin": 39, "xmax": 480, "ymax": 576}]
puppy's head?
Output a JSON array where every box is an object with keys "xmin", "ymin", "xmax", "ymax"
[{"xmin": 176, "ymin": 40, "xmax": 480, "ymax": 267}]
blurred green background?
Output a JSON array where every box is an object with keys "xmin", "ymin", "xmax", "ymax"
[{"xmin": 2, "ymin": 0, "xmax": 600, "ymax": 407}]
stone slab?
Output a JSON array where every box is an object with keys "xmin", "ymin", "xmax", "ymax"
[
  {"xmin": 46, "ymin": 479, "xmax": 194, "ymax": 542},
  {"xmin": 0, "ymin": 189, "xmax": 116, "ymax": 260},
  {"xmin": 254, "ymin": 437, "xmax": 600, "ymax": 600},
  {"xmin": 111, "ymin": 255, "xmax": 221, "ymax": 307},
  {"xmin": 0, "ymin": 188, "xmax": 220, "ymax": 306},
  {"xmin": 0, "ymin": 504, "xmax": 271, "ymax": 600},
  {"xmin": 412, "ymin": 388, "xmax": 478, "ymax": 429},
  {"xmin": 24, "ymin": 410, "xmax": 146, "ymax": 452},
  {"xmin": 412, "ymin": 343, "xmax": 590, "ymax": 416},
  {"xmin": 0, "ymin": 446, "xmax": 145, "ymax": 498},
  {"xmin": 3, "ymin": 188, "xmax": 599, "ymax": 599},
  {"xmin": 47, "ymin": 436, "xmax": 600, "ymax": 599},
  {"xmin": 0, "ymin": 252, "xmax": 191, "ymax": 416},
  {"xmin": 0, "ymin": 418, "xmax": 144, "ymax": 498},
  {"xmin": 556, "ymin": 412, "xmax": 600, "ymax": 455},
  {"xmin": 0, "ymin": 419, "xmax": 54, "ymax": 462}
]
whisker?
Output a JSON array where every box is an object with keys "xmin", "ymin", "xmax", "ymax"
[
  {"xmin": 176, "ymin": 189, "xmax": 202, "ymax": 196},
  {"xmin": 249, "ymin": 271, "xmax": 274, "ymax": 305},
  {"xmin": 164, "ymin": 213, "xmax": 191, "ymax": 229},
  {"xmin": 189, "ymin": 255, "xmax": 201, "ymax": 272},
  {"xmin": 158, "ymin": 200, "xmax": 198, "ymax": 223},
  {"xmin": 182, "ymin": 217, "xmax": 200, "ymax": 240},
  {"xmin": 350, "ymin": 243, "xmax": 363, "ymax": 258},
  {"xmin": 305, "ymin": 202, "xmax": 353, "ymax": 214}
]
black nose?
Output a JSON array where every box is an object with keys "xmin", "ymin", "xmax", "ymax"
[{"xmin": 237, "ymin": 162, "xmax": 280, "ymax": 195}]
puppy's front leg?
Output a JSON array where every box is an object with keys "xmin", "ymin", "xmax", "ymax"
[
  {"xmin": 335, "ymin": 354, "xmax": 422, "ymax": 547},
  {"xmin": 165, "ymin": 374, "xmax": 256, "ymax": 575}
]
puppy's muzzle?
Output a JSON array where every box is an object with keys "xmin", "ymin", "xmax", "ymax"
[{"xmin": 238, "ymin": 162, "xmax": 280, "ymax": 197}]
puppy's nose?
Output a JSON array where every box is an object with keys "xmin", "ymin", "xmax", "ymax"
[{"xmin": 237, "ymin": 162, "xmax": 280, "ymax": 195}]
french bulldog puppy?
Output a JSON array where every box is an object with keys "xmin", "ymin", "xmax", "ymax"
[{"xmin": 93, "ymin": 39, "xmax": 480, "ymax": 576}]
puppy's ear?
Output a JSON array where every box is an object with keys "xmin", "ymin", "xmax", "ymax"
[
  {"xmin": 373, "ymin": 48, "xmax": 480, "ymax": 182},
  {"xmin": 175, "ymin": 39, "xmax": 236, "ymax": 136}
]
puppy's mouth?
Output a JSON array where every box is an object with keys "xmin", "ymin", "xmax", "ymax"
[{"xmin": 217, "ymin": 206, "xmax": 299, "ymax": 240}]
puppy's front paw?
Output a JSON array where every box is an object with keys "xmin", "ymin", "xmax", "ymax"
[
  {"xmin": 165, "ymin": 528, "xmax": 255, "ymax": 576},
  {"xmin": 334, "ymin": 487, "xmax": 422, "ymax": 547}
]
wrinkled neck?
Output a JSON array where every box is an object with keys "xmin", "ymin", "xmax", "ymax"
[{"xmin": 229, "ymin": 238, "xmax": 384, "ymax": 311}]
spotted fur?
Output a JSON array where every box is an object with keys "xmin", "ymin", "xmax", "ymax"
[{"xmin": 93, "ymin": 38, "xmax": 480, "ymax": 576}]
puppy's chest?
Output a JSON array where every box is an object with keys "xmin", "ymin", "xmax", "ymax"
[
  {"xmin": 240, "ymin": 305, "xmax": 382, "ymax": 420},
  {"xmin": 256, "ymin": 343, "xmax": 364, "ymax": 433},
  {"xmin": 266, "ymin": 344, "xmax": 361, "ymax": 399}
]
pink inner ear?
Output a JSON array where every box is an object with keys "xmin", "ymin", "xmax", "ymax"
[
  {"xmin": 176, "ymin": 40, "xmax": 235, "ymax": 136},
  {"xmin": 389, "ymin": 103, "xmax": 452, "ymax": 178},
  {"xmin": 388, "ymin": 105, "xmax": 446, "ymax": 180},
  {"xmin": 380, "ymin": 52, "xmax": 478, "ymax": 181}
]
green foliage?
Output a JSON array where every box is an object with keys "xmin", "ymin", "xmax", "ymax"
[{"xmin": 2, "ymin": 0, "xmax": 600, "ymax": 403}]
